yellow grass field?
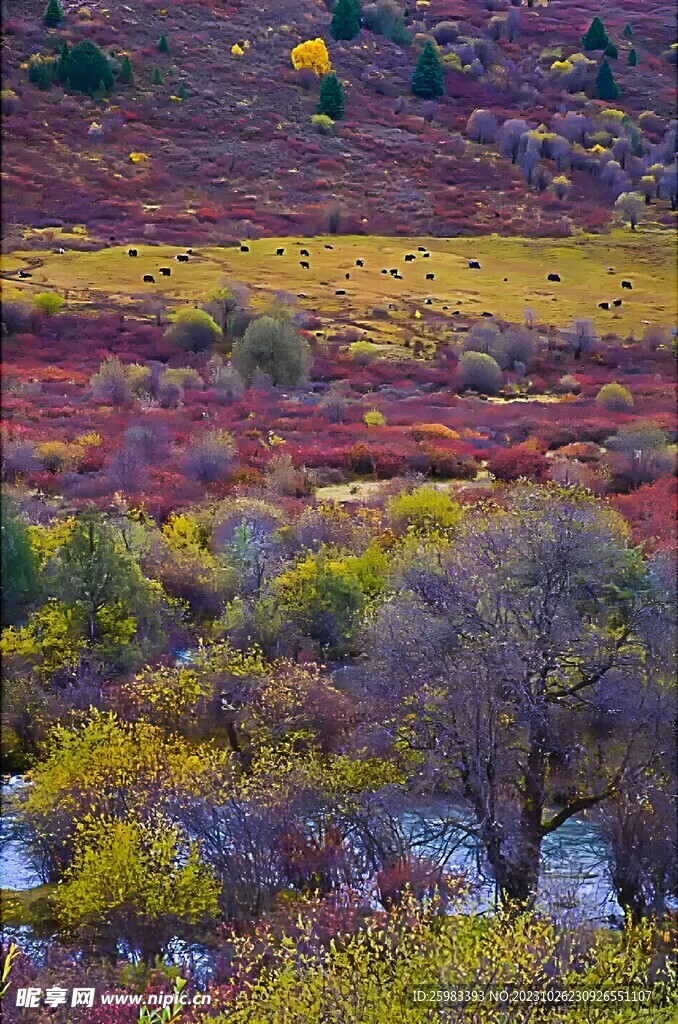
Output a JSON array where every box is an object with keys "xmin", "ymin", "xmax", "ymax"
[{"xmin": 2, "ymin": 231, "xmax": 675, "ymax": 338}]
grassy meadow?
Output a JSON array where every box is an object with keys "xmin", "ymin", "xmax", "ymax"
[{"xmin": 2, "ymin": 232, "xmax": 675, "ymax": 344}]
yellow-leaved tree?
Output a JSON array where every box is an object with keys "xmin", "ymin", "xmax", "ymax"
[
  {"xmin": 290, "ymin": 38, "xmax": 331, "ymax": 76},
  {"xmin": 55, "ymin": 813, "xmax": 220, "ymax": 963}
]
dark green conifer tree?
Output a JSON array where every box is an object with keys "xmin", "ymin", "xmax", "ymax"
[
  {"xmin": 604, "ymin": 41, "xmax": 618, "ymax": 59},
  {"xmin": 330, "ymin": 0, "xmax": 361, "ymax": 41},
  {"xmin": 158, "ymin": 34, "xmax": 170, "ymax": 54},
  {"xmin": 623, "ymin": 23, "xmax": 633, "ymax": 40},
  {"xmin": 411, "ymin": 40, "xmax": 444, "ymax": 98},
  {"xmin": 44, "ymin": 0, "xmax": 63, "ymax": 28},
  {"xmin": 56, "ymin": 40, "xmax": 69, "ymax": 83},
  {"xmin": 63, "ymin": 39, "xmax": 114, "ymax": 95},
  {"xmin": 582, "ymin": 16, "xmax": 609, "ymax": 50},
  {"xmin": 318, "ymin": 72, "xmax": 345, "ymax": 118},
  {"xmin": 595, "ymin": 58, "xmax": 620, "ymax": 100},
  {"xmin": 152, "ymin": 67, "xmax": 163, "ymax": 85},
  {"xmin": 628, "ymin": 48, "xmax": 638, "ymax": 66},
  {"xmin": 178, "ymin": 81, "xmax": 187, "ymax": 99},
  {"xmin": 120, "ymin": 55, "xmax": 133, "ymax": 84}
]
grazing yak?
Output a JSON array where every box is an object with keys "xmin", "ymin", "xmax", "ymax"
[
  {"xmin": 417, "ymin": 246, "xmax": 427, "ymax": 252},
  {"xmin": 426, "ymin": 273, "xmax": 435, "ymax": 281},
  {"xmin": 335, "ymin": 289, "xmax": 346, "ymax": 295},
  {"xmin": 622, "ymin": 280, "xmax": 632, "ymax": 289},
  {"xmin": 240, "ymin": 245, "xmax": 250, "ymax": 252},
  {"xmin": 128, "ymin": 249, "xmax": 138, "ymax": 257},
  {"xmin": 324, "ymin": 244, "xmax": 333, "ymax": 249},
  {"xmin": 300, "ymin": 261, "xmax": 310, "ymax": 269},
  {"xmin": 159, "ymin": 268, "xmax": 171, "ymax": 276},
  {"xmin": 143, "ymin": 275, "xmax": 155, "ymax": 283},
  {"xmin": 176, "ymin": 254, "xmax": 189, "ymax": 262},
  {"xmin": 598, "ymin": 301, "xmax": 610, "ymax": 310},
  {"xmin": 548, "ymin": 273, "xmax": 561, "ymax": 282},
  {"xmin": 18, "ymin": 270, "xmax": 32, "ymax": 278},
  {"xmin": 469, "ymin": 260, "xmax": 481, "ymax": 269},
  {"xmin": 300, "ymin": 248, "xmax": 310, "ymax": 257},
  {"xmin": 613, "ymin": 299, "xmax": 622, "ymax": 307},
  {"xmin": 276, "ymin": 248, "xmax": 284, "ymax": 256},
  {"xmin": 356, "ymin": 259, "xmax": 364, "ymax": 267},
  {"xmin": 404, "ymin": 254, "xmax": 415, "ymax": 262}
]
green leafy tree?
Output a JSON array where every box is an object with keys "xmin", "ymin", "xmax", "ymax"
[
  {"xmin": 596, "ymin": 58, "xmax": 620, "ymax": 100},
  {"xmin": 596, "ymin": 381, "xmax": 634, "ymax": 411},
  {"xmin": 165, "ymin": 306, "xmax": 221, "ymax": 353},
  {"xmin": 623, "ymin": 22, "xmax": 633, "ymax": 40},
  {"xmin": 34, "ymin": 291, "xmax": 64, "ymax": 316},
  {"xmin": 411, "ymin": 40, "xmax": 444, "ymax": 99},
  {"xmin": 27, "ymin": 56, "xmax": 56, "ymax": 90},
  {"xmin": 43, "ymin": 0, "xmax": 63, "ymax": 27},
  {"xmin": 582, "ymin": 16, "xmax": 609, "ymax": 50},
  {"xmin": 330, "ymin": 0, "xmax": 362, "ymax": 41},
  {"xmin": 152, "ymin": 66, "xmax": 163, "ymax": 85},
  {"xmin": 48, "ymin": 515, "xmax": 150, "ymax": 644},
  {"xmin": 63, "ymin": 39, "xmax": 114, "ymax": 95},
  {"xmin": 232, "ymin": 316, "xmax": 312, "ymax": 386},
  {"xmin": 1, "ymin": 501, "xmax": 40, "ymax": 627},
  {"xmin": 604, "ymin": 41, "xmax": 618, "ymax": 59},
  {"xmin": 318, "ymin": 72, "xmax": 344, "ymax": 119},
  {"xmin": 158, "ymin": 33, "xmax": 169, "ymax": 54},
  {"xmin": 119, "ymin": 55, "xmax": 133, "ymax": 84},
  {"xmin": 628, "ymin": 48, "xmax": 638, "ymax": 66}
]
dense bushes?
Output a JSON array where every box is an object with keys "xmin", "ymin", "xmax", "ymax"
[{"xmin": 232, "ymin": 316, "xmax": 312, "ymax": 387}]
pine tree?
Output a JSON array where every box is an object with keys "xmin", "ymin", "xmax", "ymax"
[
  {"xmin": 178, "ymin": 81, "xmax": 187, "ymax": 99},
  {"xmin": 63, "ymin": 39, "xmax": 114, "ymax": 95},
  {"xmin": 120, "ymin": 55, "xmax": 133, "ymax": 84},
  {"xmin": 44, "ymin": 0, "xmax": 63, "ymax": 27},
  {"xmin": 411, "ymin": 40, "xmax": 444, "ymax": 99},
  {"xmin": 623, "ymin": 23, "xmax": 633, "ymax": 40},
  {"xmin": 158, "ymin": 34, "xmax": 169, "ymax": 54},
  {"xmin": 330, "ymin": 0, "xmax": 361, "ymax": 41},
  {"xmin": 628, "ymin": 48, "xmax": 638, "ymax": 66},
  {"xmin": 595, "ymin": 58, "xmax": 619, "ymax": 100},
  {"xmin": 604, "ymin": 41, "xmax": 618, "ymax": 59},
  {"xmin": 318, "ymin": 72, "xmax": 344, "ymax": 119},
  {"xmin": 56, "ymin": 40, "xmax": 69, "ymax": 83},
  {"xmin": 152, "ymin": 67, "xmax": 163, "ymax": 85},
  {"xmin": 582, "ymin": 16, "xmax": 609, "ymax": 51}
]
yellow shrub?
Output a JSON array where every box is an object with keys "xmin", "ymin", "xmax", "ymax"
[
  {"xmin": 291, "ymin": 38, "xmax": 331, "ymax": 76},
  {"xmin": 411, "ymin": 423, "xmax": 461, "ymax": 442},
  {"xmin": 231, "ymin": 43, "xmax": 244, "ymax": 56},
  {"xmin": 128, "ymin": 151, "xmax": 150, "ymax": 164}
]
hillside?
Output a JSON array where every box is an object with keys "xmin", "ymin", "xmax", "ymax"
[{"xmin": 2, "ymin": 0, "xmax": 676, "ymax": 247}]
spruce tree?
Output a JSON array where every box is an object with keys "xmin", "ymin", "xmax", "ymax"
[
  {"xmin": 318, "ymin": 72, "xmax": 344, "ymax": 119},
  {"xmin": 44, "ymin": 0, "xmax": 63, "ymax": 27},
  {"xmin": 330, "ymin": 0, "xmax": 361, "ymax": 41},
  {"xmin": 411, "ymin": 40, "xmax": 444, "ymax": 99},
  {"xmin": 158, "ymin": 34, "xmax": 170, "ymax": 54},
  {"xmin": 604, "ymin": 41, "xmax": 618, "ymax": 59},
  {"xmin": 56, "ymin": 40, "xmax": 69, "ymax": 83},
  {"xmin": 628, "ymin": 48, "xmax": 638, "ymax": 66},
  {"xmin": 178, "ymin": 81, "xmax": 187, "ymax": 99},
  {"xmin": 120, "ymin": 55, "xmax": 133, "ymax": 84},
  {"xmin": 582, "ymin": 16, "xmax": 609, "ymax": 50},
  {"xmin": 152, "ymin": 67, "xmax": 163, "ymax": 85},
  {"xmin": 623, "ymin": 23, "xmax": 633, "ymax": 40},
  {"xmin": 63, "ymin": 39, "xmax": 114, "ymax": 95},
  {"xmin": 595, "ymin": 58, "xmax": 619, "ymax": 100}
]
